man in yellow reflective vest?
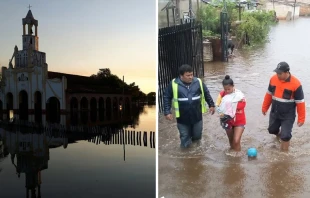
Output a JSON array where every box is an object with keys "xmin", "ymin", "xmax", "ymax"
[{"xmin": 163, "ymin": 64, "xmax": 215, "ymax": 148}]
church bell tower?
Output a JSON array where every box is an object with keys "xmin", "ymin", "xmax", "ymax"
[{"xmin": 22, "ymin": 7, "xmax": 39, "ymax": 51}]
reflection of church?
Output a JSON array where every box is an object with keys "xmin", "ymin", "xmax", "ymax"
[
  {"xmin": 0, "ymin": 128, "xmax": 67, "ymax": 198},
  {"xmin": 0, "ymin": 10, "xmax": 132, "ymax": 126}
]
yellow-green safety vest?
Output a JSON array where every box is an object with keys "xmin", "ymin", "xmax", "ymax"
[{"xmin": 172, "ymin": 78, "xmax": 207, "ymax": 118}]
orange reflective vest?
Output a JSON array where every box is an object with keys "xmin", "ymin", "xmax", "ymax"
[{"xmin": 262, "ymin": 74, "xmax": 305, "ymax": 123}]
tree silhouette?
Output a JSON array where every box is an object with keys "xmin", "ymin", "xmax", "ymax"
[
  {"xmin": 90, "ymin": 69, "xmax": 147, "ymax": 102},
  {"xmin": 147, "ymin": 92, "xmax": 156, "ymax": 103}
]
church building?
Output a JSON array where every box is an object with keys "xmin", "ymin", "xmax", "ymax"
[{"xmin": 0, "ymin": 9, "xmax": 131, "ymax": 127}]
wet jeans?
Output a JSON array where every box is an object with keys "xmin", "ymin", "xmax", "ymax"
[{"xmin": 177, "ymin": 120, "xmax": 203, "ymax": 148}]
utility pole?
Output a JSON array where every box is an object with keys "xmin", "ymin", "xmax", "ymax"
[
  {"xmin": 175, "ymin": 0, "xmax": 180, "ymax": 25},
  {"xmin": 189, "ymin": 0, "xmax": 193, "ymax": 21},
  {"xmin": 122, "ymin": 75, "xmax": 125, "ymax": 161},
  {"xmin": 293, "ymin": 0, "xmax": 296, "ymax": 20},
  {"xmin": 238, "ymin": 1, "xmax": 241, "ymax": 21},
  {"xmin": 197, "ymin": 0, "xmax": 200, "ymax": 13},
  {"xmin": 221, "ymin": 0, "xmax": 228, "ymax": 62}
]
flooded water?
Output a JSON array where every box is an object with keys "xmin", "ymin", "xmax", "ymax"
[
  {"xmin": 159, "ymin": 18, "xmax": 310, "ymax": 198},
  {"xmin": 0, "ymin": 105, "xmax": 156, "ymax": 198}
]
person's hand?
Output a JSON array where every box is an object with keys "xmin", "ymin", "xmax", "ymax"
[
  {"xmin": 209, "ymin": 107, "xmax": 215, "ymax": 115},
  {"xmin": 262, "ymin": 111, "xmax": 267, "ymax": 116},
  {"xmin": 297, "ymin": 122, "xmax": 304, "ymax": 127},
  {"xmin": 165, "ymin": 114, "xmax": 173, "ymax": 121}
]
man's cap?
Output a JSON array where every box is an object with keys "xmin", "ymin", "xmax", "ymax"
[{"xmin": 274, "ymin": 62, "xmax": 290, "ymax": 73}]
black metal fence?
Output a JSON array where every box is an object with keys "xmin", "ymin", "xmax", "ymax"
[{"xmin": 158, "ymin": 21, "xmax": 204, "ymax": 113}]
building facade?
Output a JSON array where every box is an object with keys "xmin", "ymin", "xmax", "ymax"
[{"xmin": 0, "ymin": 10, "xmax": 131, "ymax": 126}]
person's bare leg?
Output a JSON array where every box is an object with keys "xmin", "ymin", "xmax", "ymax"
[
  {"xmin": 281, "ymin": 141, "xmax": 290, "ymax": 151},
  {"xmin": 233, "ymin": 126, "xmax": 245, "ymax": 152},
  {"xmin": 279, "ymin": 119, "xmax": 294, "ymax": 151},
  {"xmin": 226, "ymin": 129, "xmax": 234, "ymax": 149}
]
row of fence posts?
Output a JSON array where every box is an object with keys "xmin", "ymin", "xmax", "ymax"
[{"xmin": 88, "ymin": 130, "xmax": 156, "ymax": 149}]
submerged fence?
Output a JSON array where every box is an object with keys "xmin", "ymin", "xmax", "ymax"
[
  {"xmin": 87, "ymin": 130, "xmax": 156, "ymax": 149},
  {"xmin": 158, "ymin": 21, "xmax": 204, "ymax": 113}
]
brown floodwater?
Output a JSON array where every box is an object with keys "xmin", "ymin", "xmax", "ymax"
[{"xmin": 158, "ymin": 18, "xmax": 310, "ymax": 198}]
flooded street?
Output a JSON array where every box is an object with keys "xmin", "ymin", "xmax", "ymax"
[
  {"xmin": 159, "ymin": 18, "xmax": 310, "ymax": 198},
  {"xmin": 0, "ymin": 105, "xmax": 156, "ymax": 198}
]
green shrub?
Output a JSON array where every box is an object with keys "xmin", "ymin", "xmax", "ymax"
[
  {"xmin": 197, "ymin": 1, "xmax": 275, "ymax": 45},
  {"xmin": 235, "ymin": 10, "xmax": 275, "ymax": 44}
]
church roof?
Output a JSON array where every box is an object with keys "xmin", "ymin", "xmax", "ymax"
[
  {"xmin": 48, "ymin": 71, "xmax": 129, "ymax": 95},
  {"xmin": 22, "ymin": 10, "xmax": 38, "ymax": 25},
  {"xmin": 25, "ymin": 10, "xmax": 34, "ymax": 19}
]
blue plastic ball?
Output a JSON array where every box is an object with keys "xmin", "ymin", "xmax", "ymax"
[{"xmin": 247, "ymin": 148, "xmax": 257, "ymax": 157}]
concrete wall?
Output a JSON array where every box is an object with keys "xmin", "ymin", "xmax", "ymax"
[
  {"xmin": 203, "ymin": 41, "xmax": 213, "ymax": 62},
  {"xmin": 300, "ymin": 5, "xmax": 310, "ymax": 16},
  {"xmin": 297, "ymin": 0, "xmax": 310, "ymax": 4},
  {"xmin": 266, "ymin": 2, "xmax": 300, "ymax": 20}
]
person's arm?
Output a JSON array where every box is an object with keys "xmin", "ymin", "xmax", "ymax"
[
  {"xmin": 237, "ymin": 98, "xmax": 246, "ymax": 111},
  {"xmin": 215, "ymin": 93, "xmax": 224, "ymax": 116},
  {"xmin": 215, "ymin": 93, "xmax": 222, "ymax": 107},
  {"xmin": 294, "ymin": 84, "xmax": 305, "ymax": 124},
  {"xmin": 262, "ymin": 80, "xmax": 273, "ymax": 114},
  {"xmin": 202, "ymin": 82, "xmax": 215, "ymax": 107},
  {"xmin": 163, "ymin": 81, "xmax": 173, "ymax": 116}
]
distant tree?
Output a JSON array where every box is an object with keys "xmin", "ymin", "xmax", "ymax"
[
  {"xmin": 90, "ymin": 69, "xmax": 124, "ymax": 88},
  {"xmin": 98, "ymin": 68, "xmax": 112, "ymax": 78},
  {"xmin": 147, "ymin": 92, "xmax": 156, "ymax": 102},
  {"xmin": 90, "ymin": 69, "xmax": 148, "ymax": 101},
  {"xmin": 128, "ymin": 82, "xmax": 135, "ymax": 87}
]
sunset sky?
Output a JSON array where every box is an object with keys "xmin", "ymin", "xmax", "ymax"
[{"xmin": 0, "ymin": 0, "xmax": 156, "ymax": 94}]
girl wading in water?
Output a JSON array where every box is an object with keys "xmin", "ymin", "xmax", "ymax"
[{"xmin": 216, "ymin": 75, "xmax": 246, "ymax": 152}]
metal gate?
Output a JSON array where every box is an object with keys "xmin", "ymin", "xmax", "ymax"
[{"xmin": 158, "ymin": 21, "xmax": 204, "ymax": 113}]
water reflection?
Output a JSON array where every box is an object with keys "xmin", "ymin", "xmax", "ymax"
[
  {"xmin": 0, "ymin": 105, "xmax": 156, "ymax": 198},
  {"xmin": 0, "ymin": 126, "xmax": 155, "ymax": 197},
  {"xmin": 4, "ymin": 104, "xmax": 149, "ymax": 132},
  {"xmin": 221, "ymin": 157, "xmax": 245, "ymax": 198},
  {"xmin": 1, "ymin": 129, "xmax": 64, "ymax": 198},
  {"xmin": 0, "ymin": 134, "xmax": 8, "ymax": 173},
  {"xmin": 5, "ymin": 106, "xmax": 153, "ymax": 143},
  {"xmin": 262, "ymin": 160, "xmax": 305, "ymax": 198},
  {"xmin": 178, "ymin": 158, "xmax": 206, "ymax": 198}
]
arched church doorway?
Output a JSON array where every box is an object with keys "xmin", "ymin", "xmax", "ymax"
[
  {"xmin": 70, "ymin": 97, "xmax": 78, "ymax": 125},
  {"xmin": 80, "ymin": 97, "xmax": 88, "ymax": 125},
  {"xmin": 0, "ymin": 100, "xmax": 3, "ymax": 120},
  {"xmin": 6, "ymin": 92, "xmax": 13, "ymax": 120},
  {"xmin": 46, "ymin": 97, "xmax": 60, "ymax": 123},
  {"xmin": 106, "ymin": 97, "xmax": 112, "ymax": 121},
  {"xmin": 90, "ymin": 97, "xmax": 97, "ymax": 123},
  {"xmin": 19, "ymin": 90, "xmax": 28, "ymax": 121},
  {"xmin": 98, "ymin": 97, "xmax": 104, "ymax": 122},
  {"xmin": 34, "ymin": 91, "xmax": 42, "ymax": 123}
]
